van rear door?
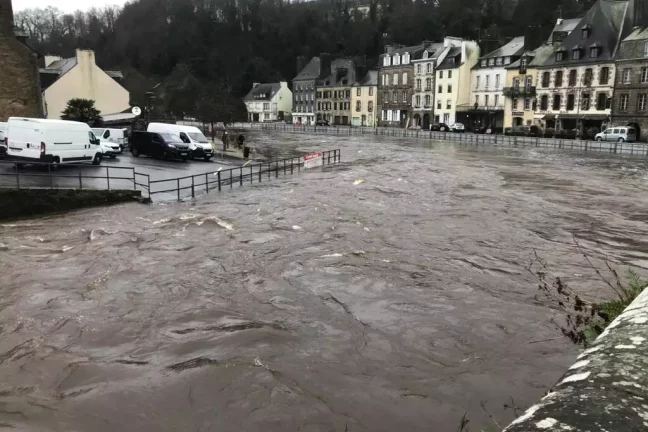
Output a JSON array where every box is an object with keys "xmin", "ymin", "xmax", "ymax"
[{"xmin": 7, "ymin": 119, "xmax": 42, "ymax": 160}]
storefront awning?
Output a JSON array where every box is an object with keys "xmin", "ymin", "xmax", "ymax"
[
  {"xmin": 557, "ymin": 113, "xmax": 608, "ymax": 120},
  {"xmin": 542, "ymin": 114, "xmax": 556, "ymax": 120}
]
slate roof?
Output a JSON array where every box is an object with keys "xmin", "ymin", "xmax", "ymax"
[
  {"xmin": 294, "ymin": 57, "xmax": 321, "ymax": 81},
  {"xmin": 436, "ymin": 47, "xmax": 463, "ymax": 70},
  {"xmin": 380, "ymin": 43, "xmax": 429, "ymax": 62},
  {"xmin": 555, "ymin": 18, "xmax": 582, "ymax": 33},
  {"xmin": 623, "ymin": 26, "xmax": 648, "ymax": 41},
  {"xmin": 243, "ymin": 83, "xmax": 281, "ymax": 101},
  {"xmin": 40, "ymin": 57, "xmax": 77, "ymax": 76},
  {"xmin": 533, "ymin": 0, "xmax": 633, "ymax": 67},
  {"xmin": 106, "ymin": 71, "xmax": 124, "ymax": 79},
  {"xmin": 354, "ymin": 70, "xmax": 378, "ymax": 86},
  {"xmin": 480, "ymin": 36, "xmax": 525, "ymax": 60}
]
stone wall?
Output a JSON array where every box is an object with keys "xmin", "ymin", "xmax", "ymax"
[
  {"xmin": 0, "ymin": 0, "xmax": 43, "ymax": 121},
  {"xmin": 503, "ymin": 288, "xmax": 648, "ymax": 431}
]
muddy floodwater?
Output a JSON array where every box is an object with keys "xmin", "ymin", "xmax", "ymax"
[{"xmin": 1, "ymin": 132, "xmax": 648, "ymax": 431}]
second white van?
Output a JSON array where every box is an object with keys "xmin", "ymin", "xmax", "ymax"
[
  {"xmin": 92, "ymin": 127, "xmax": 128, "ymax": 149},
  {"xmin": 147, "ymin": 123, "xmax": 214, "ymax": 161},
  {"xmin": 6, "ymin": 117, "xmax": 103, "ymax": 165}
]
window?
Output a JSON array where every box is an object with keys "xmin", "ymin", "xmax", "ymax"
[
  {"xmin": 488, "ymin": 59, "xmax": 495, "ymax": 66},
  {"xmin": 346, "ymin": 89, "xmax": 350, "ymax": 98},
  {"xmin": 383, "ymin": 92, "xmax": 389, "ymax": 103},
  {"xmin": 438, "ymin": 85, "xmax": 443, "ymax": 93},
  {"xmin": 317, "ymin": 102, "xmax": 321, "ymax": 110},
  {"xmin": 392, "ymin": 91, "xmax": 397, "ymax": 102},
  {"xmin": 415, "ymin": 95, "xmax": 421, "ymax": 107},
  {"xmin": 552, "ymin": 94, "xmax": 561, "ymax": 110},
  {"xmin": 317, "ymin": 91, "xmax": 322, "ymax": 98},
  {"xmin": 448, "ymin": 70, "xmax": 452, "ymax": 79},
  {"xmin": 403, "ymin": 53, "xmax": 410, "ymax": 64},
  {"xmin": 383, "ymin": 56, "xmax": 391, "ymax": 67},
  {"xmin": 520, "ymin": 58, "xmax": 527, "ymax": 70},
  {"xmin": 423, "ymin": 51, "xmax": 429, "ymax": 59},
  {"xmin": 440, "ymin": 71, "xmax": 444, "ymax": 79},
  {"xmin": 524, "ymin": 98, "xmax": 531, "ymax": 110},
  {"xmin": 356, "ymin": 100, "xmax": 361, "ymax": 112},
  {"xmin": 402, "ymin": 72, "xmax": 407, "ymax": 84},
  {"xmin": 447, "ymin": 85, "xmax": 452, "ymax": 93},
  {"xmin": 495, "ymin": 74, "xmax": 500, "ymax": 88},
  {"xmin": 481, "ymin": 60, "xmax": 487, "ymax": 67},
  {"xmin": 572, "ymin": 49, "xmax": 581, "ymax": 60},
  {"xmin": 369, "ymin": 87, "xmax": 373, "ymax": 96},
  {"xmin": 263, "ymin": 102, "xmax": 270, "ymax": 110},
  {"xmin": 581, "ymin": 93, "xmax": 590, "ymax": 110},
  {"xmin": 426, "ymin": 78, "xmax": 431, "ymax": 90},
  {"xmin": 494, "ymin": 95, "xmax": 499, "ymax": 107},
  {"xmin": 402, "ymin": 91, "xmax": 407, "ymax": 102},
  {"xmin": 622, "ymin": 68, "xmax": 631, "ymax": 84},
  {"xmin": 446, "ymin": 99, "xmax": 451, "ymax": 109},
  {"xmin": 584, "ymin": 68, "xmax": 593, "ymax": 86},
  {"xmin": 525, "ymin": 76, "xmax": 532, "ymax": 89},
  {"xmin": 620, "ymin": 94, "xmax": 629, "ymax": 111},
  {"xmin": 485, "ymin": 95, "xmax": 489, "ymax": 106},
  {"xmin": 486, "ymin": 75, "xmax": 490, "ymax": 88},
  {"xmin": 334, "ymin": 102, "xmax": 337, "ymax": 110},
  {"xmin": 645, "ymin": 41, "xmax": 648, "ymax": 57},
  {"xmin": 496, "ymin": 58, "xmax": 502, "ymax": 65},
  {"xmin": 556, "ymin": 51, "xmax": 564, "ymax": 62},
  {"xmin": 356, "ymin": 88, "xmax": 361, "ymax": 96},
  {"xmin": 542, "ymin": 72, "xmax": 550, "ymax": 87},
  {"xmin": 582, "ymin": 26, "xmax": 590, "ymax": 39},
  {"xmin": 596, "ymin": 92, "xmax": 607, "ymax": 110},
  {"xmin": 569, "ymin": 69, "xmax": 577, "ymax": 86},
  {"xmin": 475, "ymin": 95, "xmax": 479, "ymax": 106},
  {"xmin": 425, "ymin": 95, "xmax": 430, "ymax": 106},
  {"xmin": 642, "ymin": 67, "xmax": 648, "ymax": 83},
  {"xmin": 555, "ymin": 71, "xmax": 563, "ymax": 87},
  {"xmin": 416, "ymin": 79, "xmax": 421, "ymax": 91},
  {"xmin": 393, "ymin": 54, "xmax": 401, "ymax": 65},
  {"xmin": 567, "ymin": 94, "xmax": 575, "ymax": 110},
  {"xmin": 639, "ymin": 94, "xmax": 647, "ymax": 111},
  {"xmin": 393, "ymin": 73, "xmax": 398, "ymax": 85},
  {"xmin": 386, "ymin": 110, "xmax": 392, "ymax": 121},
  {"xmin": 427, "ymin": 63, "xmax": 432, "ymax": 73},
  {"xmin": 368, "ymin": 101, "xmax": 373, "ymax": 112},
  {"xmin": 476, "ymin": 76, "xmax": 480, "ymax": 88},
  {"xmin": 590, "ymin": 47, "xmax": 599, "ymax": 58},
  {"xmin": 417, "ymin": 64, "xmax": 421, "ymax": 74},
  {"xmin": 540, "ymin": 95, "xmax": 548, "ymax": 110},
  {"xmin": 437, "ymin": 100, "xmax": 442, "ymax": 109},
  {"xmin": 512, "ymin": 98, "xmax": 518, "ymax": 110}
]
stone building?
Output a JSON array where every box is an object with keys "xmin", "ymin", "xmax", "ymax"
[
  {"xmin": 612, "ymin": 27, "xmax": 648, "ymax": 139},
  {"xmin": 410, "ymin": 40, "xmax": 452, "ymax": 129},
  {"xmin": 316, "ymin": 58, "xmax": 363, "ymax": 125},
  {"xmin": 292, "ymin": 54, "xmax": 331, "ymax": 125},
  {"xmin": 351, "ymin": 70, "xmax": 378, "ymax": 126},
  {"xmin": 0, "ymin": 0, "xmax": 43, "ymax": 121}
]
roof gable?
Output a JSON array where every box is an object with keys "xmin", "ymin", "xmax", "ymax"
[
  {"xmin": 244, "ymin": 83, "xmax": 281, "ymax": 101},
  {"xmin": 293, "ymin": 57, "xmax": 321, "ymax": 81}
]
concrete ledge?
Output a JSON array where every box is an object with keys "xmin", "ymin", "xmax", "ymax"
[
  {"xmin": 504, "ymin": 288, "xmax": 648, "ymax": 431},
  {"xmin": 0, "ymin": 188, "xmax": 142, "ymax": 220}
]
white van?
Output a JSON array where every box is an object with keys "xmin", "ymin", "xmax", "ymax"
[
  {"xmin": 92, "ymin": 128, "xmax": 128, "ymax": 149},
  {"xmin": 147, "ymin": 123, "xmax": 214, "ymax": 161},
  {"xmin": 6, "ymin": 117, "xmax": 103, "ymax": 165}
]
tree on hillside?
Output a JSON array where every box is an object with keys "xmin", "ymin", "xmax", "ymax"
[{"xmin": 61, "ymin": 98, "xmax": 103, "ymax": 126}]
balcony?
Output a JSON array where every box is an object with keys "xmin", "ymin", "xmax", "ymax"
[{"xmin": 503, "ymin": 86, "xmax": 537, "ymax": 97}]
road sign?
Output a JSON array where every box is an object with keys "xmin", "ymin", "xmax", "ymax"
[
  {"xmin": 131, "ymin": 106, "xmax": 142, "ymax": 116},
  {"xmin": 304, "ymin": 152, "xmax": 323, "ymax": 169}
]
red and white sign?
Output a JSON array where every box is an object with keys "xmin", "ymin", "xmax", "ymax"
[{"xmin": 304, "ymin": 152, "xmax": 323, "ymax": 169}]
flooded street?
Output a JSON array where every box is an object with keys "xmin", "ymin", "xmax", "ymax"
[{"xmin": 1, "ymin": 131, "xmax": 648, "ymax": 431}]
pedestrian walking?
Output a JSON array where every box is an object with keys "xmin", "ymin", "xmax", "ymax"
[{"xmin": 222, "ymin": 130, "xmax": 229, "ymax": 151}]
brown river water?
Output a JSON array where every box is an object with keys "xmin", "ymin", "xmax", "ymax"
[{"xmin": 1, "ymin": 131, "xmax": 648, "ymax": 431}]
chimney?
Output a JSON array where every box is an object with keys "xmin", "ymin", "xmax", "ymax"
[
  {"xmin": 76, "ymin": 49, "xmax": 96, "ymax": 71},
  {"xmin": 384, "ymin": 44, "xmax": 396, "ymax": 54},
  {"xmin": 296, "ymin": 56, "xmax": 308, "ymax": 76},
  {"xmin": 0, "ymin": 0, "xmax": 14, "ymax": 36},
  {"xmin": 319, "ymin": 53, "xmax": 332, "ymax": 78}
]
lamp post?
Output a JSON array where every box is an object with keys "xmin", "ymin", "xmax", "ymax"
[{"xmin": 145, "ymin": 91, "xmax": 156, "ymax": 126}]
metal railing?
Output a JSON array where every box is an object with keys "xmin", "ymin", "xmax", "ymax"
[
  {"xmin": 245, "ymin": 123, "xmax": 648, "ymax": 157},
  {"xmin": 0, "ymin": 160, "xmax": 140, "ymax": 192},
  {"xmin": 146, "ymin": 149, "xmax": 340, "ymax": 201}
]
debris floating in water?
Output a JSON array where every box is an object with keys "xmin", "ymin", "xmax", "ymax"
[
  {"xmin": 321, "ymin": 253, "xmax": 344, "ymax": 258},
  {"xmin": 351, "ymin": 250, "xmax": 365, "ymax": 256},
  {"xmin": 292, "ymin": 225, "xmax": 302, "ymax": 231},
  {"xmin": 353, "ymin": 179, "xmax": 365, "ymax": 186},
  {"xmin": 0, "ymin": 243, "xmax": 8, "ymax": 251}
]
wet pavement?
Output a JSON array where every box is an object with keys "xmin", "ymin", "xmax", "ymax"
[{"xmin": 1, "ymin": 131, "xmax": 648, "ymax": 431}]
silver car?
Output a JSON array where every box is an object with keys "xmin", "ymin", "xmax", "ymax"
[
  {"xmin": 595, "ymin": 126, "xmax": 637, "ymax": 142},
  {"xmin": 450, "ymin": 123, "xmax": 465, "ymax": 133}
]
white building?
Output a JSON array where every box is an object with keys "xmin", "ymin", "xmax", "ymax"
[
  {"xmin": 470, "ymin": 36, "xmax": 525, "ymax": 130},
  {"xmin": 243, "ymin": 82, "xmax": 292, "ymax": 122}
]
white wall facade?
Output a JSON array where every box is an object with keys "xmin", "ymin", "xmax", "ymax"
[{"xmin": 471, "ymin": 64, "xmax": 508, "ymax": 111}]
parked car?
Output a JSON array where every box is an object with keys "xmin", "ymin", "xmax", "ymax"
[
  {"xmin": 6, "ymin": 117, "xmax": 102, "ymax": 165},
  {"xmin": 100, "ymin": 139, "xmax": 121, "ymax": 158},
  {"xmin": 450, "ymin": 123, "xmax": 465, "ymax": 133},
  {"xmin": 507, "ymin": 125, "xmax": 541, "ymax": 137},
  {"xmin": 430, "ymin": 123, "xmax": 449, "ymax": 132},
  {"xmin": 315, "ymin": 119, "xmax": 330, "ymax": 126},
  {"xmin": 595, "ymin": 126, "xmax": 636, "ymax": 143},
  {"xmin": 92, "ymin": 127, "xmax": 128, "ymax": 150},
  {"xmin": 130, "ymin": 131, "xmax": 191, "ymax": 160},
  {"xmin": 147, "ymin": 123, "xmax": 213, "ymax": 161}
]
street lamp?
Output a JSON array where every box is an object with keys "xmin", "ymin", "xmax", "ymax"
[{"xmin": 145, "ymin": 91, "xmax": 156, "ymax": 125}]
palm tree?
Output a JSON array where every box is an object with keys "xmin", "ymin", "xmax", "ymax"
[{"xmin": 61, "ymin": 98, "xmax": 103, "ymax": 126}]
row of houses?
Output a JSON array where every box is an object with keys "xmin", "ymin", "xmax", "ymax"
[{"xmin": 246, "ymin": 0, "xmax": 648, "ymax": 139}]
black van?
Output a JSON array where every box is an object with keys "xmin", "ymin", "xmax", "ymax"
[{"xmin": 130, "ymin": 132, "xmax": 191, "ymax": 160}]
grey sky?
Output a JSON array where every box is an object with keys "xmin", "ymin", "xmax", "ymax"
[{"xmin": 14, "ymin": 0, "xmax": 129, "ymax": 13}]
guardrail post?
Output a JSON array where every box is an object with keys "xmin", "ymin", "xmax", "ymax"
[
  {"xmin": 250, "ymin": 165, "xmax": 253, "ymax": 183},
  {"xmin": 230, "ymin": 169, "xmax": 233, "ymax": 188},
  {"xmin": 79, "ymin": 167, "xmax": 83, "ymax": 190},
  {"xmin": 298, "ymin": 157, "xmax": 301, "ymax": 172},
  {"xmin": 276, "ymin": 161, "xmax": 279, "ymax": 178},
  {"xmin": 191, "ymin": 176, "xmax": 195, "ymax": 198},
  {"xmin": 177, "ymin": 178, "xmax": 180, "ymax": 200},
  {"xmin": 328, "ymin": 151, "xmax": 331, "ymax": 164},
  {"xmin": 106, "ymin": 167, "xmax": 110, "ymax": 190},
  {"xmin": 218, "ymin": 171, "xmax": 221, "ymax": 191},
  {"xmin": 268, "ymin": 162, "xmax": 271, "ymax": 179},
  {"xmin": 258, "ymin": 164, "xmax": 262, "ymax": 182},
  {"xmin": 290, "ymin": 157, "xmax": 294, "ymax": 174},
  {"xmin": 205, "ymin": 173, "xmax": 209, "ymax": 193},
  {"xmin": 240, "ymin": 167, "xmax": 243, "ymax": 186},
  {"xmin": 283, "ymin": 159, "xmax": 286, "ymax": 174}
]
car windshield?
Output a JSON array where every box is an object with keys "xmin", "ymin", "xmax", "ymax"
[
  {"xmin": 188, "ymin": 132, "xmax": 209, "ymax": 143},
  {"xmin": 159, "ymin": 133, "xmax": 183, "ymax": 143}
]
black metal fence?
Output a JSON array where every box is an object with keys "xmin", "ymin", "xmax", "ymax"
[
  {"xmin": 247, "ymin": 123, "xmax": 648, "ymax": 157},
  {"xmin": 0, "ymin": 149, "xmax": 341, "ymax": 202},
  {"xmin": 147, "ymin": 149, "xmax": 340, "ymax": 201}
]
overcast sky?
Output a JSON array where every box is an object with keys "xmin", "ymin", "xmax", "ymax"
[{"xmin": 14, "ymin": 0, "xmax": 129, "ymax": 13}]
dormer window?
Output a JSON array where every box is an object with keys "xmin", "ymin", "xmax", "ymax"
[
  {"xmin": 403, "ymin": 52, "xmax": 410, "ymax": 64},
  {"xmin": 572, "ymin": 45, "xmax": 583, "ymax": 60},
  {"xmin": 488, "ymin": 58, "xmax": 495, "ymax": 66},
  {"xmin": 496, "ymin": 58, "xmax": 502, "ymax": 65},
  {"xmin": 556, "ymin": 50, "xmax": 565, "ymax": 62},
  {"xmin": 505, "ymin": 56, "xmax": 511, "ymax": 64},
  {"xmin": 520, "ymin": 58, "xmax": 527, "ymax": 68},
  {"xmin": 581, "ymin": 24, "xmax": 591, "ymax": 39},
  {"xmin": 481, "ymin": 59, "xmax": 487, "ymax": 67},
  {"xmin": 393, "ymin": 54, "xmax": 401, "ymax": 65},
  {"xmin": 589, "ymin": 43, "xmax": 600, "ymax": 58},
  {"xmin": 383, "ymin": 56, "xmax": 391, "ymax": 67},
  {"xmin": 422, "ymin": 50, "xmax": 429, "ymax": 59}
]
